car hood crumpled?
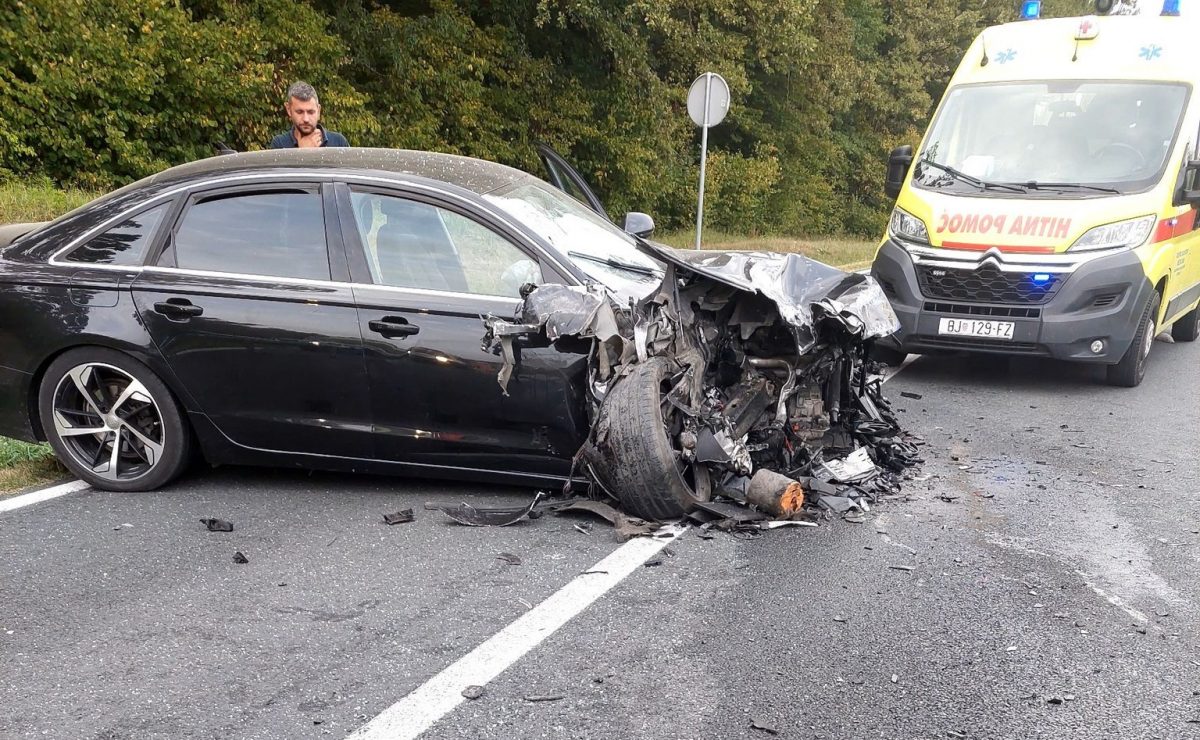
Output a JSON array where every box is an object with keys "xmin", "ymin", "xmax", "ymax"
[{"xmin": 639, "ymin": 242, "xmax": 899, "ymax": 349}]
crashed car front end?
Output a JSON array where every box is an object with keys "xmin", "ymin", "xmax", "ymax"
[{"xmin": 484, "ymin": 242, "xmax": 920, "ymax": 522}]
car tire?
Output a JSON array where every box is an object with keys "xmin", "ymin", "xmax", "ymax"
[
  {"xmin": 38, "ymin": 347, "xmax": 191, "ymax": 491},
  {"xmin": 1170, "ymin": 304, "xmax": 1199, "ymax": 342},
  {"xmin": 587, "ymin": 357, "xmax": 711, "ymax": 520},
  {"xmin": 1106, "ymin": 292, "xmax": 1160, "ymax": 388}
]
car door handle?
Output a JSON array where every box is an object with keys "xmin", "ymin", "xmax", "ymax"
[
  {"xmin": 153, "ymin": 299, "xmax": 203, "ymax": 319},
  {"xmin": 368, "ymin": 316, "xmax": 420, "ymax": 338}
]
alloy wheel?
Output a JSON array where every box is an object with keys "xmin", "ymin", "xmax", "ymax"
[{"xmin": 51, "ymin": 362, "xmax": 166, "ymax": 482}]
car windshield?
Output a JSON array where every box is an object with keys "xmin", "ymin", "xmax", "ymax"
[
  {"xmin": 914, "ymin": 81, "xmax": 1189, "ymax": 196},
  {"xmin": 485, "ymin": 181, "xmax": 663, "ymax": 296}
]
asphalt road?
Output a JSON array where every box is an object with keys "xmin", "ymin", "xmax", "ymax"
[{"xmin": 2, "ymin": 339, "xmax": 1198, "ymax": 740}]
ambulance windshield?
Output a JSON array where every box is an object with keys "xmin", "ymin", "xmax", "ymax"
[{"xmin": 914, "ymin": 81, "xmax": 1189, "ymax": 196}]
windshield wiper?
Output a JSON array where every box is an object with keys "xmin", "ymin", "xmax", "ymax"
[
  {"xmin": 918, "ymin": 159, "xmax": 1026, "ymax": 193},
  {"xmin": 1001, "ymin": 181, "xmax": 1121, "ymax": 195},
  {"xmin": 568, "ymin": 250, "xmax": 660, "ymax": 277}
]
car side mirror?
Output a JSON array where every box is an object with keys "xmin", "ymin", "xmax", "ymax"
[
  {"xmin": 885, "ymin": 145, "xmax": 914, "ymax": 200},
  {"xmin": 1175, "ymin": 159, "xmax": 1200, "ymax": 207},
  {"xmin": 623, "ymin": 212, "xmax": 655, "ymax": 238}
]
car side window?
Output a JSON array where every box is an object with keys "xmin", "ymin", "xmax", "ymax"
[
  {"xmin": 167, "ymin": 190, "xmax": 330, "ymax": 281},
  {"xmin": 348, "ymin": 191, "xmax": 541, "ymax": 298},
  {"xmin": 64, "ymin": 204, "xmax": 168, "ymax": 266}
]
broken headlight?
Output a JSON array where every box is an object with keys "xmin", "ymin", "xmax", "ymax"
[
  {"xmin": 1068, "ymin": 215, "xmax": 1154, "ymax": 253},
  {"xmin": 888, "ymin": 207, "xmax": 930, "ymax": 246}
]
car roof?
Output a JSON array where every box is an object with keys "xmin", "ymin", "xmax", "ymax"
[
  {"xmin": 133, "ymin": 147, "xmax": 538, "ymax": 195},
  {"xmin": 10, "ymin": 148, "xmax": 547, "ymax": 260}
]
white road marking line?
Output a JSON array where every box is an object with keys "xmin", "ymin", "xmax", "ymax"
[
  {"xmin": 1075, "ymin": 571, "xmax": 1157, "ymax": 629},
  {"xmin": 0, "ymin": 480, "xmax": 89, "ymax": 514},
  {"xmin": 348, "ymin": 525, "xmax": 687, "ymax": 740},
  {"xmin": 988, "ymin": 539, "xmax": 1160, "ymax": 630},
  {"xmin": 882, "ymin": 354, "xmax": 919, "ymax": 383}
]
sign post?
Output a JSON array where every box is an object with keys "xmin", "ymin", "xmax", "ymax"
[{"xmin": 687, "ymin": 72, "xmax": 730, "ymax": 250}]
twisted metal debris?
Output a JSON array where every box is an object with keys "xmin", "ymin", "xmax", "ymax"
[{"xmin": 483, "ymin": 242, "xmax": 921, "ymax": 522}]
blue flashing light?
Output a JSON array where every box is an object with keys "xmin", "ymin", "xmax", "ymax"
[
  {"xmin": 1162, "ymin": 0, "xmax": 1181, "ymax": 16},
  {"xmin": 1020, "ymin": 0, "xmax": 1041, "ymax": 20},
  {"xmin": 1032, "ymin": 273, "xmax": 1052, "ymax": 284}
]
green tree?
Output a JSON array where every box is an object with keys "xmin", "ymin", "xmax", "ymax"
[{"xmin": 0, "ymin": 0, "xmax": 374, "ymax": 187}]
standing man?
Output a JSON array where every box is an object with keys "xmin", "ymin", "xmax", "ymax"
[{"xmin": 269, "ymin": 81, "xmax": 350, "ymax": 149}]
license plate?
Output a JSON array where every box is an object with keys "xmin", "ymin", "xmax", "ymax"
[{"xmin": 937, "ymin": 318, "xmax": 1015, "ymax": 340}]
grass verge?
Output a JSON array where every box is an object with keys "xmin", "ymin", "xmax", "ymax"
[
  {"xmin": 0, "ymin": 180, "xmax": 99, "ymax": 225},
  {"xmin": 657, "ymin": 229, "xmax": 879, "ymax": 271},
  {"xmin": 0, "ymin": 438, "xmax": 65, "ymax": 495}
]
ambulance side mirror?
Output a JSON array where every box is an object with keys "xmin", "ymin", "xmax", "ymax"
[
  {"xmin": 885, "ymin": 145, "xmax": 914, "ymax": 200},
  {"xmin": 1177, "ymin": 159, "xmax": 1200, "ymax": 207}
]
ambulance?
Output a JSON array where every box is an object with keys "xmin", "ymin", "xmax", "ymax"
[{"xmin": 871, "ymin": 1, "xmax": 1200, "ymax": 386}]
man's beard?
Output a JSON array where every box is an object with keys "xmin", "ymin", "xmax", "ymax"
[{"xmin": 296, "ymin": 123, "xmax": 316, "ymax": 134}]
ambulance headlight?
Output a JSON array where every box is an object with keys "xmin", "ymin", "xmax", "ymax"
[
  {"xmin": 889, "ymin": 207, "xmax": 931, "ymax": 245},
  {"xmin": 1068, "ymin": 215, "xmax": 1155, "ymax": 252}
]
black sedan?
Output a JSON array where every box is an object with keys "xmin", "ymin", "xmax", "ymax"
[{"xmin": 0, "ymin": 147, "xmax": 904, "ymax": 519}]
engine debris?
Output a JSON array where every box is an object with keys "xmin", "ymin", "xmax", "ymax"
[{"xmin": 481, "ymin": 245, "xmax": 921, "ymax": 522}]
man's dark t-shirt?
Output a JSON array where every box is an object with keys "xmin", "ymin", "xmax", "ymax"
[{"xmin": 269, "ymin": 125, "xmax": 350, "ymax": 149}]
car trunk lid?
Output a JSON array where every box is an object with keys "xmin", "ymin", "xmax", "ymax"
[{"xmin": 0, "ymin": 222, "xmax": 48, "ymax": 252}]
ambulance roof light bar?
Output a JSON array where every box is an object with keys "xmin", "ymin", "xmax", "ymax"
[
  {"xmin": 1020, "ymin": 0, "xmax": 1041, "ymax": 19},
  {"xmin": 1163, "ymin": 0, "xmax": 1181, "ymax": 16}
]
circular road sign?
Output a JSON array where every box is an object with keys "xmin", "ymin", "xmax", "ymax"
[{"xmin": 687, "ymin": 72, "xmax": 730, "ymax": 128}]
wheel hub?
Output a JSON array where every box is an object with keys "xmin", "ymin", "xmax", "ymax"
[{"xmin": 51, "ymin": 362, "xmax": 166, "ymax": 482}]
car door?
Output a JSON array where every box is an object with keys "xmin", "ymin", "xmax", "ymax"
[
  {"xmin": 336, "ymin": 182, "xmax": 590, "ymax": 478},
  {"xmin": 1168, "ymin": 132, "xmax": 1200, "ymax": 321},
  {"xmin": 131, "ymin": 181, "xmax": 373, "ymax": 458}
]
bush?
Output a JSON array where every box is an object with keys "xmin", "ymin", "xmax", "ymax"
[{"xmin": 0, "ymin": 0, "xmax": 374, "ymax": 189}]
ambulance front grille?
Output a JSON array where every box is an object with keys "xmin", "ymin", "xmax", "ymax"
[
  {"xmin": 916, "ymin": 263, "xmax": 1064, "ymax": 305},
  {"xmin": 924, "ymin": 301, "xmax": 1041, "ymax": 319}
]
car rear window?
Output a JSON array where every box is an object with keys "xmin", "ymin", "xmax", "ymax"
[
  {"xmin": 63, "ymin": 204, "xmax": 168, "ymax": 266},
  {"xmin": 167, "ymin": 190, "xmax": 330, "ymax": 281}
]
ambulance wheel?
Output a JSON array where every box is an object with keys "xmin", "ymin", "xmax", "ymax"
[
  {"xmin": 1107, "ymin": 292, "xmax": 1159, "ymax": 388},
  {"xmin": 1171, "ymin": 304, "xmax": 1199, "ymax": 342}
]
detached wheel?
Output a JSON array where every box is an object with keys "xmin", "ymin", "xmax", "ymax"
[
  {"xmin": 589, "ymin": 357, "xmax": 711, "ymax": 520},
  {"xmin": 1107, "ymin": 292, "xmax": 1160, "ymax": 388},
  {"xmin": 1171, "ymin": 304, "xmax": 1199, "ymax": 342},
  {"xmin": 39, "ymin": 348, "xmax": 191, "ymax": 491}
]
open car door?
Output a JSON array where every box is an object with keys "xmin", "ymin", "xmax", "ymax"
[
  {"xmin": 535, "ymin": 144, "xmax": 655, "ymax": 238},
  {"xmin": 535, "ymin": 144, "xmax": 610, "ymax": 220}
]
